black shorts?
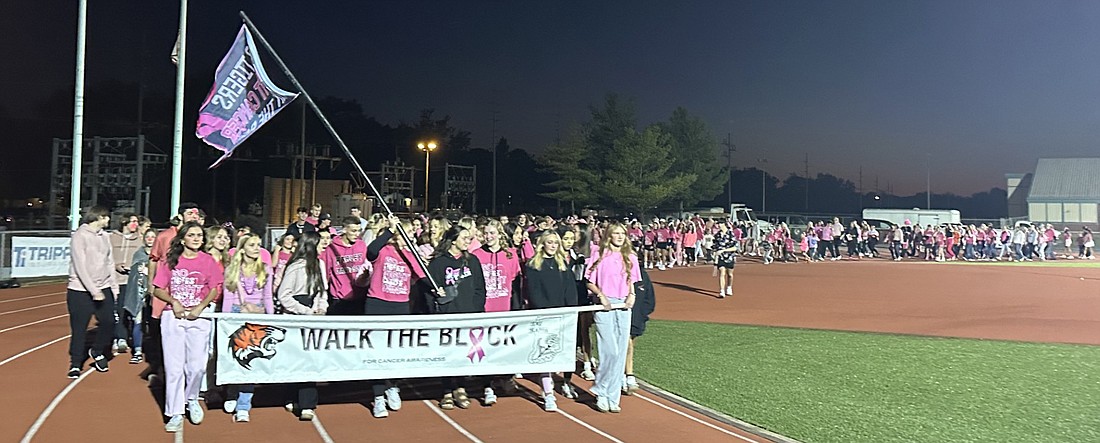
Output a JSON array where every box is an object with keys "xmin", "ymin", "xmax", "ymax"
[
  {"xmin": 716, "ymin": 257, "xmax": 735, "ymax": 269},
  {"xmin": 657, "ymin": 241, "xmax": 670, "ymax": 250},
  {"xmin": 644, "ymin": 244, "xmax": 655, "ymax": 251}
]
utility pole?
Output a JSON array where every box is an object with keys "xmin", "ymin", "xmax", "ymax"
[
  {"xmin": 804, "ymin": 153, "xmax": 810, "ymax": 212},
  {"xmin": 759, "ymin": 157, "xmax": 768, "ymax": 214},
  {"xmin": 926, "ymin": 153, "xmax": 931, "ymax": 209},
  {"xmin": 858, "ymin": 165, "xmax": 864, "ymax": 211},
  {"xmin": 490, "ymin": 104, "xmax": 499, "ymax": 216},
  {"xmin": 721, "ymin": 133, "xmax": 735, "ymax": 211}
]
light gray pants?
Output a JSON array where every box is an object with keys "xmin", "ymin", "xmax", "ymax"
[{"xmin": 593, "ymin": 308, "xmax": 631, "ymax": 406}]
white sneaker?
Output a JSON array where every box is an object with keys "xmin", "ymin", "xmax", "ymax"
[
  {"xmin": 372, "ymin": 396, "xmax": 389, "ymax": 418},
  {"xmin": 233, "ymin": 410, "xmax": 250, "ymax": 423},
  {"xmin": 385, "ymin": 386, "xmax": 401, "ymax": 411},
  {"xmin": 543, "ymin": 393, "xmax": 558, "ymax": 412},
  {"xmin": 596, "ymin": 396, "xmax": 610, "ymax": 412},
  {"xmin": 187, "ymin": 399, "xmax": 205, "ymax": 424},
  {"xmin": 299, "ymin": 409, "xmax": 315, "ymax": 421},
  {"xmin": 580, "ymin": 362, "xmax": 595, "ymax": 381},
  {"xmin": 112, "ymin": 339, "xmax": 127, "ymax": 355},
  {"xmin": 223, "ymin": 399, "xmax": 237, "ymax": 414},
  {"xmin": 483, "ymin": 387, "xmax": 498, "ymax": 406},
  {"xmin": 609, "ymin": 402, "xmax": 622, "ymax": 413},
  {"xmin": 165, "ymin": 415, "xmax": 184, "ymax": 432},
  {"xmin": 625, "ymin": 375, "xmax": 639, "ymax": 395},
  {"xmin": 560, "ymin": 383, "xmax": 578, "ymax": 399}
]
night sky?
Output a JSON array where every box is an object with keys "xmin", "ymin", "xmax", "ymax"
[{"xmin": 5, "ymin": 0, "xmax": 1100, "ymax": 197}]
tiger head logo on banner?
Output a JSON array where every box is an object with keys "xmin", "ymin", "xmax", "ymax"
[{"xmin": 229, "ymin": 323, "xmax": 287, "ymax": 369}]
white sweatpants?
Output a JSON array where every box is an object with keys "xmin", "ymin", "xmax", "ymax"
[{"xmin": 162, "ymin": 314, "xmax": 211, "ymax": 416}]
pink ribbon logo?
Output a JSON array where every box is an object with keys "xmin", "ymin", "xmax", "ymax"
[{"xmin": 467, "ymin": 327, "xmax": 486, "ymax": 363}]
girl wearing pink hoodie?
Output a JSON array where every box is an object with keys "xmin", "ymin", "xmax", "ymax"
[{"xmin": 471, "ymin": 220, "xmax": 522, "ymax": 406}]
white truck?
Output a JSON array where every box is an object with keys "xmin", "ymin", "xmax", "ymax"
[{"xmin": 862, "ymin": 208, "xmax": 961, "ymax": 227}]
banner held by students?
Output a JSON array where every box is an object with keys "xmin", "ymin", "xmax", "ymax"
[
  {"xmin": 208, "ymin": 306, "xmax": 595, "ymax": 384},
  {"xmin": 196, "ymin": 24, "xmax": 298, "ymax": 168}
]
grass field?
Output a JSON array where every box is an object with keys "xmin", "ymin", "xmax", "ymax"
[{"xmin": 633, "ymin": 320, "xmax": 1100, "ymax": 443}]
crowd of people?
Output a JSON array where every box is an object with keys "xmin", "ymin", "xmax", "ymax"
[
  {"xmin": 65, "ymin": 204, "xmax": 658, "ymax": 433},
  {"xmin": 618, "ymin": 216, "xmax": 1096, "ymax": 269},
  {"xmin": 61, "ymin": 202, "xmax": 1099, "ymax": 432}
]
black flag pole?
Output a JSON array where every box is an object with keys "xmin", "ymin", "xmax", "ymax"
[{"xmin": 239, "ymin": 11, "xmax": 441, "ymax": 294}]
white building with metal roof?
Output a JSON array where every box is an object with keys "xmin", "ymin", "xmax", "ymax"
[{"xmin": 1010, "ymin": 158, "xmax": 1100, "ymax": 226}]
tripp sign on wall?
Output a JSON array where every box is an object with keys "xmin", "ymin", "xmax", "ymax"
[{"xmin": 11, "ymin": 237, "xmax": 70, "ymax": 278}]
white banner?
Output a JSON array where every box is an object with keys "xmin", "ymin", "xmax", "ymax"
[
  {"xmin": 209, "ymin": 306, "xmax": 591, "ymax": 384},
  {"xmin": 10, "ymin": 237, "xmax": 71, "ymax": 278}
]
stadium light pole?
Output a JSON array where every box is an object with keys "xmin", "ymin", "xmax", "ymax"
[
  {"xmin": 169, "ymin": 0, "xmax": 188, "ymax": 218},
  {"xmin": 69, "ymin": 0, "xmax": 88, "ymax": 231},
  {"xmin": 418, "ymin": 141, "xmax": 437, "ymax": 212}
]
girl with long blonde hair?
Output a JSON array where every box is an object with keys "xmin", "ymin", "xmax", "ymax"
[
  {"xmin": 526, "ymin": 231, "xmax": 579, "ymax": 411},
  {"xmin": 585, "ymin": 222, "xmax": 640, "ymax": 413},
  {"xmin": 219, "ymin": 234, "xmax": 273, "ymax": 422}
]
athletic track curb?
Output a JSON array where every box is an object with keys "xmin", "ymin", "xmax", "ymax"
[{"xmin": 638, "ymin": 379, "xmax": 801, "ymax": 443}]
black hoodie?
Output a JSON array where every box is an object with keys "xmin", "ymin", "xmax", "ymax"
[
  {"xmin": 525, "ymin": 256, "xmax": 579, "ymax": 309},
  {"xmin": 424, "ymin": 251, "xmax": 486, "ymax": 314}
]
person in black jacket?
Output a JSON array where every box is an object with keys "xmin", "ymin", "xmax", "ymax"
[
  {"xmin": 563, "ymin": 225, "xmax": 597, "ymax": 381},
  {"xmin": 623, "ymin": 265, "xmax": 656, "ymax": 395},
  {"xmin": 526, "ymin": 231, "xmax": 579, "ymax": 411},
  {"xmin": 425, "ymin": 225, "xmax": 486, "ymax": 410}
]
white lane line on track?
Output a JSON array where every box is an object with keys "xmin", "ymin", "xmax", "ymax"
[
  {"xmin": 405, "ymin": 382, "xmax": 483, "ymax": 443},
  {"xmin": 0, "ymin": 301, "xmax": 67, "ymax": 316},
  {"xmin": 421, "ymin": 401, "xmax": 484, "ymax": 443},
  {"xmin": 174, "ymin": 425, "xmax": 183, "ymax": 443},
  {"xmin": 554, "ymin": 409, "xmax": 626, "ymax": 443},
  {"xmin": 20, "ymin": 368, "xmax": 94, "ymax": 443},
  {"xmin": 0, "ymin": 314, "xmax": 69, "ymax": 334},
  {"xmin": 0, "ymin": 335, "xmax": 70, "ymax": 367},
  {"xmin": 634, "ymin": 393, "xmax": 761, "ymax": 443},
  {"xmin": 511, "ymin": 381, "xmax": 624, "ymax": 442},
  {"xmin": 0, "ymin": 292, "xmax": 65, "ymax": 304},
  {"xmin": 312, "ymin": 414, "xmax": 335, "ymax": 443}
]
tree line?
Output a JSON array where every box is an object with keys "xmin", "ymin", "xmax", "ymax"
[{"xmin": 6, "ymin": 82, "xmax": 1006, "ymax": 219}]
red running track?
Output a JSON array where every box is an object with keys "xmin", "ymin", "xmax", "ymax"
[{"xmin": 0, "ymin": 283, "xmax": 781, "ymax": 443}]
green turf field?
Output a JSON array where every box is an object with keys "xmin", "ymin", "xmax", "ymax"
[{"xmin": 634, "ymin": 320, "xmax": 1100, "ymax": 443}]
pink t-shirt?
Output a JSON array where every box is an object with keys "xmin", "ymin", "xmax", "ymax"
[
  {"xmin": 586, "ymin": 245, "xmax": 641, "ymax": 300},
  {"xmin": 368, "ymin": 245, "xmax": 426, "ymax": 303},
  {"xmin": 152, "ymin": 252, "xmax": 225, "ymax": 310},
  {"xmin": 656, "ymin": 228, "xmax": 670, "ymax": 242},
  {"xmin": 275, "ymin": 250, "xmax": 291, "ymax": 273},
  {"xmin": 472, "ymin": 247, "xmax": 521, "ymax": 312}
]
